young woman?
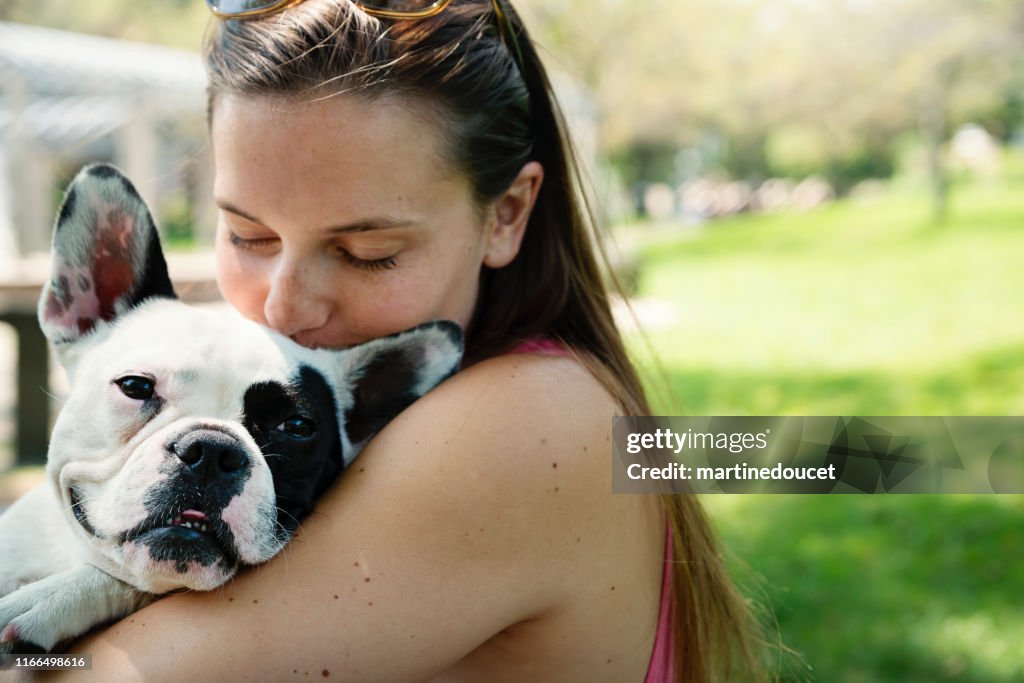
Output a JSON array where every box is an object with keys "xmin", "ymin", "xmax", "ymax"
[{"xmin": 57, "ymin": 1, "xmax": 763, "ymax": 680}]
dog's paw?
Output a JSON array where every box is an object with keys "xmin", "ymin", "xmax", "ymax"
[
  {"xmin": 0, "ymin": 580, "xmax": 66, "ymax": 653},
  {"xmin": 0, "ymin": 566, "xmax": 150, "ymax": 655},
  {"xmin": 0, "ymin": 627, "xmax": 47, "ymax": 656}
]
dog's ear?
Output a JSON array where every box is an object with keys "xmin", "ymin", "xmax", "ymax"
[
  {"xmin": 37, "ymin": 164, "xmax": 176, "ymax": 353},
  {"xmin": 332, "ymin": 321, "xmax": 463, "ymax": 461}
]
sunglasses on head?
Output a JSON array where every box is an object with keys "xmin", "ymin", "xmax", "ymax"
[
  {"xmin": 207, "ymin": 0, "xmax": 451, "ymax": 19},
  {"xmin": 206, "ymin": 0, "xmax": 525, "ymax": 75}
]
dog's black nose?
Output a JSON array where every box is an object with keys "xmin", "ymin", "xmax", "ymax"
[{"xmin": 171, "ymin": 429, "xmax": 250, "ymax": 483}]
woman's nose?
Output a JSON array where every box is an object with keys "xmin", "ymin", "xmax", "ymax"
[{"xmin": 262, "ymin": 259, "xmax": 331, "ymax": 340}]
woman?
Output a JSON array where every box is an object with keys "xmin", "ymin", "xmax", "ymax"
[{"xmin": 56, "ymin": 1, "xmax": 763, "ymax": 680}]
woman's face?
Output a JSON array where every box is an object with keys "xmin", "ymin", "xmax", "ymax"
[{"xmin": 210, "ymin": 93, "xmax": 494, "ymax": 349}]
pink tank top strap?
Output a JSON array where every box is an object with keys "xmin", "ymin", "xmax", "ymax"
[
  {"xmin": 645, "ymin": 523, "xmax": 676, "ymax": 681},
  {"xmin": 507, "ymin": 337, "xmax": 572, "ymax": 357}
]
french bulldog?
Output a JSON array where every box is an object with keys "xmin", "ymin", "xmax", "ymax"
[{"xmin": 0, "ymin": 164, "xmax": 462, "ymax": 652}]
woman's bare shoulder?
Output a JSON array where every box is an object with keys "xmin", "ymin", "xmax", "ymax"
[
  {"xmin": 372, "ymin": 351, "xmax": 665, "ymax": 680},
  {"xmin": 356, "ymin": 348, "xmax": 628, "ymax": 569},
  {"xmin": 390, "ymin": 348, "xmax": 621, "ymax": 473}
]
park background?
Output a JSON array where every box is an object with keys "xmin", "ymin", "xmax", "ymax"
[{"xmin": 0, "ymin": 0, "xmax": 1022, "ymax": 680}]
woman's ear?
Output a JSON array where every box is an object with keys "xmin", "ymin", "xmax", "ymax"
[{"xmin": 483, "ymin": 161, "xmax": 544, "ymax": 269}]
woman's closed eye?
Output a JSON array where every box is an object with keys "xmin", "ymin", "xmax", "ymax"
[
  {"xmin": 228, "ymin": 231, "xmax": 398, "ymax": 271},
  {"xmin": 228, "ymin": 231, "xmax": 278, "ymax": 250},
  {"xmin": 335, "ymin": 247, "xmax": 398, "ymax": 271}
]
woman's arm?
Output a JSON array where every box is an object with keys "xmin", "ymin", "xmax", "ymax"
[{"xmin": 40, "ymin": 353, "xmax": 640, "ymax": 682}]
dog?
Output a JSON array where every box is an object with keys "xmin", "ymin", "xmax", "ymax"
[{"xmin": 0, "ymin": 164, "xmax": 462, "ymax": 652}]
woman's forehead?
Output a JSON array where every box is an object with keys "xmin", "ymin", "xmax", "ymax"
[
  {"xmin": 212, "ymin": 92, "xmax": 446, "ymax": 170},
  {"xmin": 210, "ymin": 92, "xmax": 468, "ymax": 218}
]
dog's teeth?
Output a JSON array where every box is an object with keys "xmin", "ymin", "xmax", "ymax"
[{"xmin": 163, "ymin": 515, "xmax": 209, "ymax": 532}]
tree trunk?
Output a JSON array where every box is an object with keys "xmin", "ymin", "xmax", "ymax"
[
  {"xmin": 922, "ymin": 71, "xmax": 952, "ymax": 224},
  {"xmin": 924, "ymin": 108, "xmax": 949, "ymax": 224}
]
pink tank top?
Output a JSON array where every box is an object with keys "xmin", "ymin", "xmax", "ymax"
[
  {"xmin": 508, "ymin": 338, "xmax": 676, "ymax": 682},
  {"xmin": 645, "ymin": 525, "xmax": 676, "ymax": 682}
]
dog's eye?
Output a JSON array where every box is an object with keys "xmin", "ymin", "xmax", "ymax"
[
  {"xmin": 114, "ymin": 375, "xmax": 155, "ymax": 401},
  {"xmin": 275, "ymin": 416, "xmax": 317, "ymax": 439}
]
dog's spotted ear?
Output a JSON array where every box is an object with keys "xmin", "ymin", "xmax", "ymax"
[
  {"xmin": 37, "ymin": 164, "xmax": 175, "ymax": 349},
  {"xmin": 332, "ymin": 321, "xmax": 463, "ymax": 463}
]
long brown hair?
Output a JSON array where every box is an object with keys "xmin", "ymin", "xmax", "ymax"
[{"xmin": 205, "ymin": 1, "xmax": 766, "ymax": 679}]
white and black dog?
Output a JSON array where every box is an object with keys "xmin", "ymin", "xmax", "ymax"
[{"xmin": 0, "ymin": 164, "xmax": 462, "ymax": 652}]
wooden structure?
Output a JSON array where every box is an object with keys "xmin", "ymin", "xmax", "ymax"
[{"xmin": 0, "ymin": 22, "xmax": 214, "ymax": 466}]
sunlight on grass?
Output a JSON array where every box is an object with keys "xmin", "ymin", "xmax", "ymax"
[
  {"xmin": 636, "ymin": 189, "xmax": 1024, "ymax": 375},
  {"xmin": 913, "ymin": 611, "xmax": 1024, "ymax": 681},
  {"xmin": 624, "ymin": 176, "xmax": 1024, "ymax": 416}
]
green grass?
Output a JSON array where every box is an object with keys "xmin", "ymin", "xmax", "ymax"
[
  {"xmin": 627, "ymin": 178, "xmax": 1024, "ymax": 415},
  {"xmin": 621, "ymin": 170, "xmax": 1024, "ymax": 681},
  {"xmin": 707, "ymin": 494, "xmax": 1024, "ymax": 682}
]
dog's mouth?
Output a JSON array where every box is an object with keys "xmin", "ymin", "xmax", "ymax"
[
  {"xmin": 69, "ymin": 488, "xmax": 223, "ymax": 541},
  {"xmin": 118, "ymin": 505, "xmax": 241, "ymax": 571},
  {"xmin": 69, "ymin": 488, "xmax": 239, "ymax": 571}
]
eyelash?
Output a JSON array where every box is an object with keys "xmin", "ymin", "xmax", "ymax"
[
  {"xmin": 337, "ymin": 249, "xmax": 398, "ymax": 272},
  {"xmin": 228, "ymin": 232, "xmax": 398, "ymax": 272},
  {"xmin": 228, "ymin": 232, "xmax": 274, "ymax": 250}
]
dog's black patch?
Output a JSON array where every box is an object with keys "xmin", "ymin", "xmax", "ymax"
[
  {"xmin": 119, "ymin": 175, "xmax": 141, "ymax": 201},
  {"xmin": 346, "ymin": 347, "xmax": 422, "ymax": 446},
  {"xmin": 138, "ymin": 527, "xmax": 232, "ymax": 574},
  {"xmin": 56, "ymin": 185, "xmax": 77, "ymax": 229},
  {"xmin": 242, "ymin": 367, "xmax": 344, "ymax": 539},
  {"xmin": 87, "ymin": 164, "xmax": 119, "ymax": 179},
  {"xmin": 342, "ymin": 321, "xmax": 462, "ymax": 446},
  {"xmin": 133, "ymin": 217, "xmax": 176, "ymax": 304},
  {"xmin": 69, "ymin": 486, "xmax": 101, "ymax": 538}
]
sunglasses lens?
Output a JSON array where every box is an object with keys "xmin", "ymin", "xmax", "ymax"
[
  {"xmin": 206, "ymin": 0, "xmax": 288, "ymax": 15},
  {"xmin": 356, "ymin": 1, "xmax": 447, "ymax": 12}
]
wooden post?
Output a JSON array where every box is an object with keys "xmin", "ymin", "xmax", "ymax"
[
  {"xmin": 6, "ymin": 312, "xmax": 49, "ymax": 466},
  {"xmin": 117, "ymin": 96, "xmax": 159, "ymax": 208}
]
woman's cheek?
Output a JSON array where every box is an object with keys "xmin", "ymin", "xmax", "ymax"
[
  {"xmin": 349, "ymin": 290, "xmax": 416, "ymax": 335},
  {"xmin": 214, "ymin": 243, "xmax": 268, "ymax": 324},
  {"xmin": 350, "ymin": 279, "xmax": 434, "ymax": 337}
]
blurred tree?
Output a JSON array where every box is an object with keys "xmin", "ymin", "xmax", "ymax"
[
  {"xmin": 520, "ymin": 0, "xmax": 1024, "ymax": 216},
  {"xmin": 0, "ymin": 0, "xmax": 208, "ymax": 50},
  {"xmin": 518, "ymin": 0, "xmax": 713, "ymax": 159}
]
